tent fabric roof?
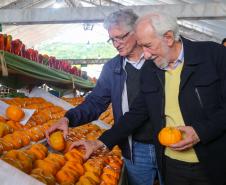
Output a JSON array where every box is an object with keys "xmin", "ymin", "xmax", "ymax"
[{"xmin": 0, "ymin": 0, "xmax": 225, "ymax": 48}]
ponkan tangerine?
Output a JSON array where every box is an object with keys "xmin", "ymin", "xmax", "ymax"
[
  {"xmin": 49, "ymin": 131, "xmax": 65, "ymax": 151},
  {"xmin": 158, "ymin": 127, "xmax": 182, "ymax": 146},
  {"xmin": 6, "ymin": 105, "xmax": 25, "ymax": 122}
]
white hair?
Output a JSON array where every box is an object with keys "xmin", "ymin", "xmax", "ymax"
[
  {"xmin": 104, "ymin": 9, "xmax": 138, "ymax": 31},
  {"xmin": 138, "ymin": 13, "xmax": 180, "ymax": 41}
]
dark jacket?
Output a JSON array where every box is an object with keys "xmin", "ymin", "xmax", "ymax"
[
  {"xmin": 65, "ymin": 55, "xmax": 153, "ymax": 159},
  {"xmin": 99, "ymin": 37, "xmax": 226, "ymax": 185}
]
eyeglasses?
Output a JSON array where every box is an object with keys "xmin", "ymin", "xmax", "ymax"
[{"xmin": 107, "ymin": 31, "xmax": 131, "ymax": 44}]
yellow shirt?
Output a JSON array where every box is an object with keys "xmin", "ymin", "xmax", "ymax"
[{"xmin": 164, "ymin": 63, "xmax": 199, "ymax": 162}]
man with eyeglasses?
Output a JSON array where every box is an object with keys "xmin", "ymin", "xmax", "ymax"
[
  {"xmin": 70, "ymin": 13, "xmax": 226, "ymax": 185},
  {"xmin": 46, "ymin": 9, "xmax": 163, "ymax": 185},
  {"xmin": 107, "ymin": 30, "xmax": 131, "ymax": 43}
]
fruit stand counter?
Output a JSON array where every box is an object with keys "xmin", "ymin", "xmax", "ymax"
[
  {"xmin": 0, "ymin": 142, "xmax": 126, "ymax": 185},
  {"xmin": 0, "ymin": 51, "xmax": 95, "ymax": 91},
  {"xmin": 0, "ymin": 126, "xmax": 125, "ymax": 185}
]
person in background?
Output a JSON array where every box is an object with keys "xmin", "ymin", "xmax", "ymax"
[
  {"xmin": 72, "ymin": 13, "xmax": 226, "ymax": 185},
  {"xmin": 46, "ymin": 9, "xmax": 162, "ymax": 185},
  {"xmin": 221, "ymin": 38, "xmax": 226, "ymax": 46}
]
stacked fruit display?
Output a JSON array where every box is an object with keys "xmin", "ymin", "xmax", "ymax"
[
  {"xmin": 63, "ymin": 124, "xmax": 123, "ymax": 185},
  {"xmin": 98, "ymin": 105, "xmax": 114, "ymax": 126},
  {"xmin": 76, "ymin": 148, "xmax": 122, "ymax": 185},
  {"xmin": 0, "ymin": 97, "xmax": 123, "ymax": 184},
  {"xmin": 0, "ymin": 98, "xmax": 65, "ymax": 153},
  {"xmin": 1, "ymin": 123, "xmax": 123, "ymax": 185},
  {"xmin": 1, "ymin": 97, "xmax": 66, "ymax": 129},
  {"xmin": 62, "ymin": 97, "xmax": 114, "ymax": 126},
  {"xmin": 61, "ymin": 97, "xmax": 85, "ymax": 107},
  {"xmin": 0, "ymin": 33, "xmax": 82, "ymax": 77}
]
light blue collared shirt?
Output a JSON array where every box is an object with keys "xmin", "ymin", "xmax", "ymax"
[
  {"xmin": 162, "ymin": 42, "xmax": 184, "ymax": 71},
  {"xmin": 124, "ymin": 54, "xmax": 145, "ymax": 70}
]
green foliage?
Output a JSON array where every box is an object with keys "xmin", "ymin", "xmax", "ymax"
[{"xmin": 37, "ymin": 42, "xmax": 117, "ymax": 59}]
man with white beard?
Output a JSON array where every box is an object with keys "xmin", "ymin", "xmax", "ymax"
[{"xmin": 64, "ymin": 12, "xmax": 226, "ymax": 185}]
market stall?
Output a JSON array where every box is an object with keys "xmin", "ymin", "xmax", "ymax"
[{"xmin": 0, "ymin": 51, "xmax": 95, "ymax": 91}]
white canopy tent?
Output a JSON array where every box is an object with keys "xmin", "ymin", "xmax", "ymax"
[{"xmin": 0, "ymin": 0, "xmax": 225, "ymax": 48}]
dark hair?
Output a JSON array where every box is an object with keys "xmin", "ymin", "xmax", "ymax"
[{"xmin": 222, "ymin": 38, "xmax": 226, "ymax": 44}]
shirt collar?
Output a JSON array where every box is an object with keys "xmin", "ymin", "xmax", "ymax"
[
  {"xmin": 162, "ymin": 40, "xmax": 184, "ymax": 71},
  {"xmin": 123, "ymin": 54, "xmax": 145, "ymax": 70}
]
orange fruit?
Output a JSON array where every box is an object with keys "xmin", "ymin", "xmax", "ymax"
[
  {"xmin": 158, "ymin": 127, "xmax": 182, "ymax": 146},
  {"xmin": 6, "ymin": 105, "xmax": 25, "ymax": 122},
  {"xmin": 0, "ymin": 115, "xmax": 6, "ymax": 122},
  {"xmin": 49, "ymin": 131, "xmax": 65, "ymax": 151}
]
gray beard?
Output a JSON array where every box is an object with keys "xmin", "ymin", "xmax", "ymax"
[{"xmin": 153, "ymin": 58, "xmax": 169, "ymax": 69}]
